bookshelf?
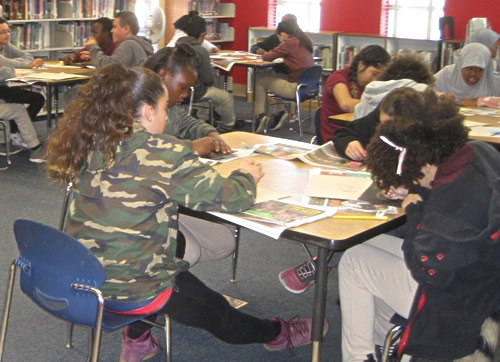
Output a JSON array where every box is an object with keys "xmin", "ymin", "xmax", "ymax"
[
  {"xmin": 189, "ymin": 1, "xmax": 235, "ymax": 43},
  {"xmin": 0, "ymin": 0, "xmax": 127, "ymax": 60}
]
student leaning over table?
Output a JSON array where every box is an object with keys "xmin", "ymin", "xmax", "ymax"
[
  {"xmin": 353, "ymin": 52, "xmax": 435, "ymax": 119},
  {"xmin": 144, "ymin": 44, "xmax": 238, "ymax": 265},
  {"xmin": 167, "ymin": 11, "xmax": 219, "ymax": 53},
  {"xmin": 433, "ymin": 43, "xmax": 500, "ymax": 106},
  {"xmin": 86, "ymin": 11, "xmax": 153, "ymax": 67},
  {"xmin": 339, "ymin": 89, "xmax": 500, "ymax": 361},
  {"xmin": 176, "ymin": 14, "xmax": 237, "ymax": 132},
  {"xmin": 46, "ymin": 63, "xmax": 327, "ymax": 362},
  {"xmin": 319, "ymin": 45, "xmax": 390, "ymax": 143},
  {"xmin": 253, "ymin": 20, "xmax": 315, "ymax": 133}
]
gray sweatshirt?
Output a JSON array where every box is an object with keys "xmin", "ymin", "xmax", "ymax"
[
  {"xmin": 0, "ymin": 43, "xmax": 34, "ymax": 68},
  {"xmin": 88, "ymin": 35, "xmax": 154, "ymax": 67}
]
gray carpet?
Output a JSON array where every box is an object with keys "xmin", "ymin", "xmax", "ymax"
[{"xmin": 0, "ymin": 98, "xmax": 341, "ymax": 361}]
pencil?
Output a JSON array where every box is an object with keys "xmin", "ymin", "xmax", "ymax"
[{"xmin": 332, "ymin": 215, "xmax": 389, "ymax": 221}]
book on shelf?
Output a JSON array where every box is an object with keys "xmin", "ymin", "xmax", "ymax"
[{"xmin": 209, "ymin": 199, "xmax": 335, "ymax": 239}]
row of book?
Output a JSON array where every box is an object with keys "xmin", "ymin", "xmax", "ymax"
[
  {"xmin": 336, "ymin": 45, "xmax": 360, "ymax": 70},
  {"xmin": 313, "ymin": 45, "xmax": 333, "ymax": 70},
  {"xmin": 56, "ymin": 21, "xmax": 92, "ymax": 47},
  {"xmin": 0, "ymin": 0, "xmax": 132, "ymax": 20},
  {"xmin": 189, "ymin": 0, "xmax": 221, "ymax": 16},
  {"xmin": 9, "ymin": 23, "xmax": 45, "ymax": 50},
  {"xmin": 205, "ymin": 21, "xmax": 230, "ymax": 41}
]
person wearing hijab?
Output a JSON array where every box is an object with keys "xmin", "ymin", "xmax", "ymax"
[
  {"xmin": 433, "ymin": 43, "xmax": 500, "ymax": 105},
  {"xmin": 465, "ymin": 28, "xmax": 499, "ymax": 57}
]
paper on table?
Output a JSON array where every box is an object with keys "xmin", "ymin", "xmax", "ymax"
[
  {"xmin": 468, "ymin": 127, "xmax": 500, "ymax": 137},
  {"xmin": 20, "ymin": 72, "xmax": 88, "ymax": 80},
  {"xmin": 464, "ymin": 119, "xmax": 487, "ymax": 127},
  {"xmin": 256, "ymin": 187, "xmax": 289, "ymax": 203},
  {"xmin": 305, "ymin": 169, "xmax": 373, "ymax": 200}
]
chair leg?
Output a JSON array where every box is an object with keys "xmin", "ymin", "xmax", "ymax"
[
  {"xmin": 0, "ymin": 120, "xmax": 12, "ymax": 168},
  {"xmin": 231, "ymin": 226, "xmax": 241, "ymax": 283},
  {"xmin": 381, "ymin": 324, "xmax": 405, "ymax": 362},
  {"xmin": 65, "ymin": 322, "xmax": 74, "ymax": 349},
  {"xmin": 0, "ymin": 261, "xmax": 17, "ymax": 361},
  {"xmin": 296, "ymin": 91, "xmax": 303, "ymax": 138},
  {"xmin": 163, "ymin": 314, "xmax": 172, "ymax": 362}
]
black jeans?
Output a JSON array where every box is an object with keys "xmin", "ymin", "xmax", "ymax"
[
  {"xmin": 128, "ymin": 269, "xmax": 280, "ymax": 344},
  {"xmin": 0, "ymin": 86, "xmax": 45, "ymax": 132}
]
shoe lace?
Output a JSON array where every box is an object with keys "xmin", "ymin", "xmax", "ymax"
[
  {"xmin": 295, "ymin": 259, "xmax": 316, "ymax": 281},
  {"xmin": 281, "ymin": 316, "xmax": 310, "ymax": 354}
]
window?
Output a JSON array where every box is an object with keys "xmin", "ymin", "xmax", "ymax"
[
  {"xmin": 268, "ymin": 0, "xmax": 321, "ymax": 33},
  {"xmin": 381, "ymin": 0, "xmax": 445, "ymax": 40}
]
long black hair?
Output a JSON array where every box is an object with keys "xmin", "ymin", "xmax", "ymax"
[
  {"xmin": 348, "ymin": 45, "xmax": 390, "ymax": 85},
  {"xmin": 276, "ymin": 20, "xmax": 313, "ymax": 53}
]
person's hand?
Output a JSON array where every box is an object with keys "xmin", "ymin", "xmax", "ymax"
[
  {"xmin": 192, "ymin": 137, "xmax": 216, "ymax": 156},
  {"xmin": 29, "ymin": 58, "xmax": 44, "ymax": 68},
  {"xmin": 209, "ymin": 47, "xmax": 219, "ymax": 53},
  {"xmin": 256, "ymin": 48, "xmax": 265, "ymax": 55},
  {"xmin": 63, "ymin": 54, "xmax": 75, "ymax": 65},
  {"xmin": 240, "ymin": 159, "xmax": 264, "ymax": 183},
  {"xmin": 401, "ymin": 194, "xmax": 422, "ymax": 209},
  {"xmin": 382, "ymin": 186, "xmax": 408, "ymax": 200},
  {"xmin": 345, "ymin": 141, "xmax": 367, "ymax": 161},
  {"xmin": 84, "ymin": 36, "xmax": 97, "ymax": 47},
  {"xmin": 79, "ymin": 51, "xmax": 90, "ymax": 60},
  {"xmin": 207, "ymin": 132, "xmax": 231, "ymax": 154},
  {"xmin": 458, "ymin": 98, "xmax": 478, "ymax": 107},
  {"xmin": 437, "ymin": 92, "xmax": 455, "ymax": 103}
]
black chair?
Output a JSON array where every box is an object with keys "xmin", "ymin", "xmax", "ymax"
[
  {"xmin": 310, "ymin": 107, "xmax": 323, "ymax": 145},
  {"xmin": 265, "ymin": 65, "xmax": 323, "ymax": 138},
  {"xmin": 0, "ymin": 219, "xmax": 172, "ymax": 362},
  {"xmin": 187, "ymin": 86, "xmax": 215, "ymax": 126}
]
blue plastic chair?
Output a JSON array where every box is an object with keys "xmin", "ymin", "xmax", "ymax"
[
  {"xmin": 265, "ymin": 65, "xmax": 323, "ymax": 137},
  {"xmin": 0, "ymin": 219, "xmax": 172, "ymax": 362},
  {"xmin": 310, "ymin": 107, "xmax": 323, "ymax": 145}
]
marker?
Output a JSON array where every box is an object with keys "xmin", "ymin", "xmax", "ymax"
[{"xmin": 333, "ymin": 215, "xmax": 389, "ymax": 221}]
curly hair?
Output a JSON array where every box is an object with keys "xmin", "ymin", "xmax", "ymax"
[
  {"xmin": 378, "ymin": 53, "xmax": 435, "ymax": 85},
  {"xmin": 366, "ymin": 89, "xmax": 467, "ymax": 191},
  {"xmin": 46, "ymin": 63, "xmax": 165, "ymax": 185},
  {"xmin": 348, "ymin": 45, "xmax": 391, "ymax": 85}
]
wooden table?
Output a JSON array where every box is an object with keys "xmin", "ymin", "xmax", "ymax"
[
  {"xmin": 462, "ymin": 107, "xmax": 500, "ymax": 146},
  {"xmin": 191, "ymin": 131, "xmax": 406, "ymax": 362},
  {"xmin": 328, "ymin": 112, "xmax": 353, "ymax": 126}
]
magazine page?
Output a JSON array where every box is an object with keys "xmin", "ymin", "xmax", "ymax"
[
  {"xmin": 253, "ymin": 142, "xmax": 316, "ymax": 160},
  {"xmin": 305, "ymin": 168, "xmax": 372, "ymax": 200},
  {"xmin": 298, "ymin": 141, "xmax": 367, "ymax": 171},
  {"xmin": 209, "ymin": 200, "xmax": 335, "ymax": 239},
  {"xmin": 199, "ymin": 147, "xmax": 255, "ymax": 163},
  {"xmin": 306, "ymin": 197, "xmax": 398, "ymax": 215}
]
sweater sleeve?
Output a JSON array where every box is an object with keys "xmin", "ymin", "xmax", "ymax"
[
  {"xmin": 165, "ymin": 106, "xmax": 216, "ymax": 140},
  {"xmin": 89, "ymin": 41, "xmax": 133, "ymax": 67},
  {"xmin": 0, "ymin": 44, "xmax": 34, "ymax": 68},
  {"xmin": 261, "ymin": 40, "xmax": 290, "ymax": 61}
]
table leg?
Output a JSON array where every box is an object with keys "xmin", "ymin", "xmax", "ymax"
[
  {"xmin": 251, "ymin": 68, "xmax": 257, "ymax": 133},
  {"xmin": 46, "ymin": 84, "xmax": 53, "ymax": 129},
  {"xmin": 311, "ymin": 246, "xmax": 329, "ymax": 362}
]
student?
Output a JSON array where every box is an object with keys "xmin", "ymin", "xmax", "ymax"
[
  {"xmin": 144, "ymin": 45, "xmax": 231, "ymax": 156},
  {"xmin": 176, "ymin": 15, "xmax": 236, "ymax": 132},
  {"xmin": 353, "ymin": 52, "xmax": 435, "ymax": 119},
  {"xmin": 63, "ymin": 17, "xmax": 118, "ymax": 65},
  {"xmin": 166, "ymin": 11, "xmax": 218, "ymax": 53},
  {"xmin": 253, "ymin": 20, "xmax": 315, "ymax": 133},
  {"xmin": 86, "ymin": 11, "xmax": 154, "ymax": 67},
  {"xmin": 46, "ymin": 63, "xmax": 326, "ymax": 361},
  {"xmin": 0, "ymin": 65, "xmax": 44, "ymax": 162},
  {"xmin": 251, "ymin": 14, "xmax": 297, "ymax": 54},
  {"xmin": 319, "ymin": 45, "xmax": 390, "ymax": 143},
  {"xmin": 0, "ymin": 17, "xmax": 45, "ymax": 140},
  {"xmin": 340, "ymin": 89, "xmax": 500, "ymax": 361},
  {"xmin": 433, "ymin": 43, "xmax": 500, "ymax": 105},
  {"xmin": 465, "ymin": 27, "xmax": 499, "ymax": 57}
]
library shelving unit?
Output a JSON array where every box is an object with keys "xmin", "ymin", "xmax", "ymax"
[
  {"xmin": 439, "ymin": 39, "xmax": 464, "ymax": 68},
  {"xmin": 2, "ymin": 0, "xmax": 122, "ymax": 60},
  {"xmin": 189, "ymin": 1, "xmax": 235, "ymax": 43}
]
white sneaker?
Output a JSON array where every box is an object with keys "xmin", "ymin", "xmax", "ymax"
[{"xmin": 9, "ymin": 133, "xmax": 29, "ymax": 148}]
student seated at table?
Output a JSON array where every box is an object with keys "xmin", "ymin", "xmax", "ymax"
[
  {"xmin": 465, "ymin": 27, "xmax": 499, "ymax": 58},
  {"xmin": 176, "ymin": 14, "xmax": 237, "ymax": 132},
  {"xmin": 0, "ymin": 65, "xmax": 44, "ymax": 163},
  {"xmin": 46, "ymin": 63, "xmax": 327, "ymax": 361},
  {"xmin": 0, "ymin": 17, "xmax": 45, "ymax": 144},
  {"xmin": 339, "ymin": 89, "xmax": 500, "ymax": 362},
  {"xmin": 167, "ymin": 11, "xmax": 218, "ymax": 53},
  {"xmin": 319, "ymin": 45, "xmax": 390, "ymax": 143},
  {"xmin": 86, "ymin": 11, "xmax": 154, "ymax": 67},
  {"xmin": 251, "ymin": 13, "xmax": 297, "ymax": 54},
  {"xmin": 253, "ymin": 20, "xmax": 315, "ymax": 133},
  {"xmin": 433, "ymin": 43, "xmax": 500, "ymax": 106},
  {"xmin": 353, "ymin": 52, "xmax": 435, "ymax": 119},
  {"xmin": 63, "ymin": 17, "xmax": 118, "ymax": 65}
]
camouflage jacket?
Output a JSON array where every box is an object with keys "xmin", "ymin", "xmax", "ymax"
[{"xmin": 65, "ymin": 122, "xmax": 256, "ymax": 303}]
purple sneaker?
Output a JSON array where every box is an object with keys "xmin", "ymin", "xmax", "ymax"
[
  {"xmin": 264, "ymin": 317, "xmax": 329, "ymax": 352},
  {"xmin": 120, "ymin": 326, "xmax": 161, "ymax": 362},
  {"xmin": 279, "ymin": 258, "xmax": 317, "ymax": 294}
]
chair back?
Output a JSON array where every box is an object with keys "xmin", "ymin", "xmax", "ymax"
[
  {"xmin": 296, "ymin": 65, "xmax": 323, "ymax": 102},
  {"xmin": 13, "ymin": 219, "xmax": 106, "ymax": 328}
]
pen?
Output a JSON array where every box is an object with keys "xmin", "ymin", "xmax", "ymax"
[{"xmin": 332, "ymin": 215, "xmax": 389, "ymax": 221}]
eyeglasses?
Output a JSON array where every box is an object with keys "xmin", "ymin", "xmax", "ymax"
[{"xmin": 0, "ymin": 30, "xmax": 11, "ymax": 35}]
